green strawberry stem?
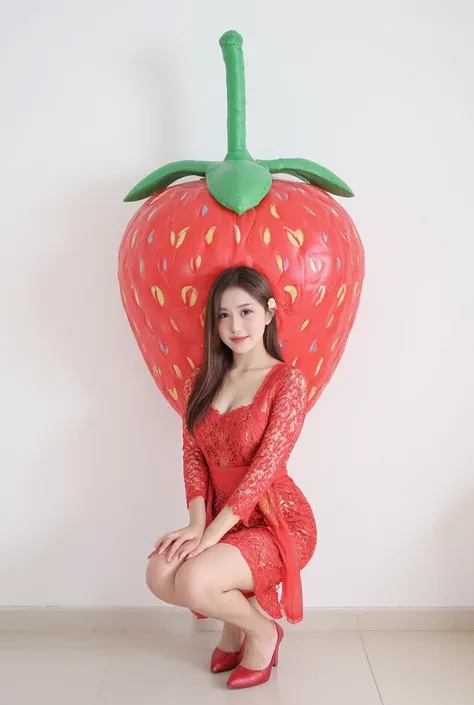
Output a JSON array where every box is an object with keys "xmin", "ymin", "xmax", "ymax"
[
  {"xmin": 220, "ymin": 30, "xmax": 253, "ymax": 162},
  {"xmin": 123, "ymin": 30, "xmax": 354, "ymax": 206}
]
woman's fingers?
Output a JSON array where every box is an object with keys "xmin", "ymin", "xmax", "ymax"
[
  {"xmin": 188, "ymin": 546, "xmax": 203, "ymax": 559},
  {"xmin": 167, "ymin": 534, "xmax": 193, "ymax": 562},
  {"xmin": 177, "ymin": 539, "xmax": 199, "ymax": 562},
  {"xmin": 158, "ymin": 533, "xmax": 179, "ymax": 555}
]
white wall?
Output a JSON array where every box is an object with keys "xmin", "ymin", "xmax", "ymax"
[{"xmin": 1, "ymin": 0, "xmax": 473, "ymax": 609}]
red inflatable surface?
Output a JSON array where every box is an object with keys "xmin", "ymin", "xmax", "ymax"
[{"xmin": 118, "ymin": 177, "xmax": 364, "ymax": 414}]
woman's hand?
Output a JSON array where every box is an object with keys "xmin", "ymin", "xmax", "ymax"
[
  {"xmin": 186, "ymin": 527, "xmax": 220, "ymax": 559},
  {"xmin": 148, "ymin": 523, "xmax": 204, "ymax": 562}
]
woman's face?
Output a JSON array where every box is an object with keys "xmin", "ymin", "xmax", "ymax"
[{"xmin": 217, "ymin": 286, "xmax": 271, "ymax": 355}]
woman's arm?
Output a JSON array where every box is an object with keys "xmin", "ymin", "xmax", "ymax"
[
  {"xmin": 188, "ymin": 496, "xmax": 207, "ymax": 528},
  {"xmin": 225, "ymin": 367, "xmax": 308, "ymax": 523},
  {"xmin": 191, "ymin": 367, "xmax": 308, "ymax": 554},
  {"xmin": 182, "ymin": 374, "xmax": 209, "ymax": 523}
]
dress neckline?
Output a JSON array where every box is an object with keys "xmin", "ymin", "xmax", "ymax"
[{"xmin": 210, "ymin": 362, "xmax": 286, "ymax": 418}]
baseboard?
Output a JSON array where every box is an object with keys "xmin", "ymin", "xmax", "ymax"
[{"xmin": 1, "ymin": 606, "xmax": 473, "ymax": 633}]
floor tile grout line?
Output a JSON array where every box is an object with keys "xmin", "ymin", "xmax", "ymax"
[{"xmin": 358, "ymin": 630, "xmax": 385, "ymax": 705}]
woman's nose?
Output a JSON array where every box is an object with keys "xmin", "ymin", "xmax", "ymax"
[{"xmin": 230, "ymin": 316, "xmax": 242, "ymax": 333}]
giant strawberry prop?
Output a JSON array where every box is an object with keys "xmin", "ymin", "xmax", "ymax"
[{"xmin": 118, "ymin": 30, "xmax": 364, "ymax": 415}]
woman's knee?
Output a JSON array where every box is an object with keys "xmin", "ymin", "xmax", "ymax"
[
  {"xmin": 145, "ymin": 553, "xmax": 177, "ymax": 601},
  {"xmin": 174, "ymin": 560, "xmax": 216, "ymax": 611}
]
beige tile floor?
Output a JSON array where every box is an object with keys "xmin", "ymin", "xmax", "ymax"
[{"xmin": 0, "ymin": 629, "xmax": 473, "ymax": 705}]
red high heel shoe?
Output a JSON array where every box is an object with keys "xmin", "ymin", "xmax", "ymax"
[
  {"xmin": 210, "ymin": 639, "xmax": 245, "ymax": 673},
  {"xmin": 226, "ymin": 621, "xmax": 284, "ymax": 689}
]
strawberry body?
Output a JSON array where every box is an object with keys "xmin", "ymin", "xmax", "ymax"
[{"xmin": 118, "ymin": 177, "xmax": 364, "ymax": 414}]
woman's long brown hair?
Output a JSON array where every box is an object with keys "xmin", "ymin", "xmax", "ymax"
[{"xmin": 186, "ymin": 266, "xmax": 284, "ymax": 434}]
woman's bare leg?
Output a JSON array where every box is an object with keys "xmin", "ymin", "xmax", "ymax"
[
  {"xmin": 217, "ymin": 599, "xmax": 258, "ymax": 651},
  {"xmin": 145, "ymin": 551, "xmax": 186, "ymax": 607},
  {"xmin": 174, "ymin": 544, "xmax": 278, "ymax": 669},
  {"xmin": 217, "ymin": 623, "xmax": 243, "ymax": 652}
]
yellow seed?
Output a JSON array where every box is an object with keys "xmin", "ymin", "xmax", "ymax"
[
  {"xmin": 284, "ymin": 285, "xmax": 298, "ymax": 303},
  {"xmin": 205, "ymin": 226, "xmax": 216, "ymax": 244},
  {"xmin": 131, "ymin": 285, "xmax": 140, "ymax": 306},
  {"xmin": 181, "ymin": 286, "xmax": 199, "ymax": 306},
  {"xmin": 121, "ymin": 289, "xmax": 127, "ymax": 305},
  {"xmin": 200, "ymin": 310, "xmax": 205, "ymax": 327},
  {"xmin": 176, "ymin": 228, "xmax": 189, "ymax": 249},
  {"xmin": 170, "ymin": 231, "xmax": 176, "ymax": 247},
  {"xmin": 276, "ymin": 254, "xmax": 284, "ymax": 273},
  {"xmin": 168, "ymin": 388, "xmax": 179, "ymax": 401},
  {"xmin": 309, "ymin": 257, "xmax": 318, "ymax": 274},
  {"xmin": 354, "ymin": 282, "xmax": 360, "ymax": 298},
  {"xmin": 285, "ymin": 228, "xmax": 304, "ymax": 247},
  {"xmin": 315, "ymin": 358, "xmax": 324, "ymax": 376},
  {"xmin": 292, "ymin": 357, "xmax": 299, "ymax": 367},
  {"xmin": 170, "ymin": 317, "xmax": 179, "ymax": 332},
  {"xmin": 315, "ymin": 285, "xmax": 326, "ymax": 306},
  {"xmin": 234, "ymin": 224, "xmax": 241, "ymax": 244},
  {"xmin": 152, "ymin": 365, "xmax": 162, "ymax": 377},
  {"xmin": 308, "ymin": 387, "xmax": 317, "ymax": 402},
  {"xmin": 130, "ymin": 229, "xmax": 138, "ymax": 247},
  {"xmin": 151, "ymin": 286, "xmax": 165, "ymax": 306},
  {"xmin": 263, "ymin": 228, "xmax": 271, "ymax": 245},
  {"xmin": 331, "ymin": 337, "xmax": 340, "ymax": 351},
  {"xmin": 173, "ymin": 364, "xmax": 183, "ymax": 380},
  {"xmin": 186, "ymin": 357, "xmax": 196, "ymax": 370},
  {"xmin": 271, "ymin": 205, "xmax": 280, "ymax": 219},
  {"xmin": 195, "ymin": 255, "xmax": 202, "ymax": 270},
  {"xmin": 327, "ymin": 315, "xmax": 335, "ymax": 328},
  {"xmin": 337, "ymin": 284, "xmax": 347, "ymax": 305},
  {"xmin": 300, "ymin": 319, "xmax": 310, "ymax": 331}
]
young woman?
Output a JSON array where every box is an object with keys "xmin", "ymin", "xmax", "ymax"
[{"xmin": 146, "ymin": 266, "xmax": 317, "ymax": 689}]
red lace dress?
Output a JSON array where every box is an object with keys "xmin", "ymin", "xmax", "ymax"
[{"xmin": 182, "ymin": 363, "xmax": 317, "ymax": 624}]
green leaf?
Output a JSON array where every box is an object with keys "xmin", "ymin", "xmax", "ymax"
[
  {"xmin": 123, "ymin": 160, "xmax": 213, "ymax": 202},
  {"xmin": 206, "ymin": 160, "xmax": 272, "ymax": 215},
  {"xmin": 257, "ymin": 158, "xmax": 354, "ymax": 198}
]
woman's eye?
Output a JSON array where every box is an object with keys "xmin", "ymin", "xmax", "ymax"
[
  {"xmin": 219, "ymin": 312, "xmax": 229, "ymax": 319},
  {"xmin": 242, "ymin": 309, "xmax": 253, "ymax": 316}
]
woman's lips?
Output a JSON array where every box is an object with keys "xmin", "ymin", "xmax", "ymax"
[{"xmin": 230, "ymin": 336, "xmax": 249, "ymax": 343}]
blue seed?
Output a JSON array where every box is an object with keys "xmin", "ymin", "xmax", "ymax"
[{"xmin": 201, "ymin": 205, "xmax": 208, "ymax": 216}]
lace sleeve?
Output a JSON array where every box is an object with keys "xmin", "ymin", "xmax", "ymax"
[
  {"xmin": 182, "ymin": 372, "xmax": 209, "ymax": 507},
  {"xmin": 226, "ymin": 367, "xmax": 308, "ymax": 522}
]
